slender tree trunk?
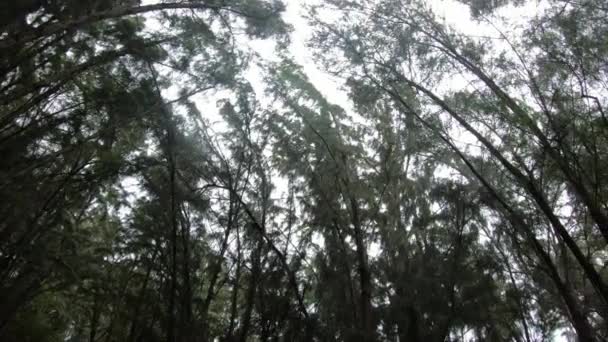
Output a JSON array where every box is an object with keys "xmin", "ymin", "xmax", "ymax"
[
  {"xmin": 335, "ymin": 150, "xmax": 374, "ymax": 341},
  {"xmin": 201, "ymin": 195, "xmax": 237, "ymax": 341},
  {"xmin": 180, "ymin": 208, "xmax": 192, "ymax": 342},
  {"xmin": 331, "ymin": 219, "xmax": 358, "ymax": 325},
  {"xmin": 128, "ymin": 251, "xmax": 158, "ymax": 342},
  {"xmin": 149, "ymin": 66, "xmax": 179, "ymax": 342},
  {"xmin": 226, "ymin": 225, "xmax": 242, "ymax": 341},
  {"xmin": 166, "ymin": 169, "xmax": 178, "ymax": 342},
  {"xmin": 89, "ymin": 292, "xmax": 101, "ymax": 342},
  {"xmin": 349, "ymin": 196, "xmax": 375, "ymax": 341},
  {"xmin": 239, "ymin": 237, "xmax": 262, "ymax": 342},
  {"xmin": 501, "ymin": 249, "xmax": 532, "ymax": 342}
]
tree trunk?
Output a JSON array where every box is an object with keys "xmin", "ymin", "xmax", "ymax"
[
  {"xmin": 239, "ymin": 237, "xmax": 262, "ymax": 342},
  {"xmin": 349, "ymin": 196, "xmax": 375, "ymax": 341}
]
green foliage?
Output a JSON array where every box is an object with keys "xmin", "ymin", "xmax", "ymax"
[{"xmin": 1, "ymin": 0, "xmax": 607, "ymax": 341}]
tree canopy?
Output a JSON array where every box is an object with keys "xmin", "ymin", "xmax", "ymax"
[{"xmin": 0, "ymin": 0, "xmax": 607, "ymax": 341}]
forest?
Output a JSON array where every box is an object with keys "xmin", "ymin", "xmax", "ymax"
[{"xmin": 0, "ymin": 0, "xmax": 607, "ymax": 341}]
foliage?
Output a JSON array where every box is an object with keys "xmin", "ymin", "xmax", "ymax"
[{"xmin": 0, "ymin": 0, "xmax": 606, "ymax": 341}]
